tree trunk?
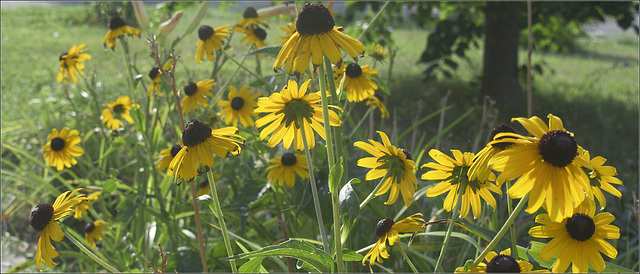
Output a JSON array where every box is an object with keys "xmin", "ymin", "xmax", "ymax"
[{"xmin": 481, "ymin": 2, "xmax": 524, "ymax": 116}]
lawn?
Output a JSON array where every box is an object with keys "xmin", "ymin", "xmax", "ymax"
[{"xmin": 1, "ymin": 2, "xmax": 638, "ymax": 273}]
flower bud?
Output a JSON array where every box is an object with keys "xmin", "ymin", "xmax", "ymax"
[
  {"xmin": 185, "ymin": 1, "xmax": 209, "ymax": 35},
  {"xmin": 132, "ymin": 1, "xmax": 149, "ymax": 30},
  {"xmin": 159, "ymin": 10, "xmax": 184, "ymax": 35}
]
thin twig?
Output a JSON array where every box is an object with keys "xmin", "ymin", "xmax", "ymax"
[{"xmin": 147, "ymin": 34, "xmax": 184, "ymax": 129}]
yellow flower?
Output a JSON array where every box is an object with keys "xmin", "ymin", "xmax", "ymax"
[
  {"xmin": 101, "ymin": 96, "xmax": 140, "ymax": 130},
  {"xmin": 74, "ymin": 191, "xmax": 102, "ymax": 220},
  {"xmin": 196, "ymin": 173, "xmax": 222, "ymax": 197},
  {"xmin": 103, "ymin": 15, "xmax": 140, "ymax": 50},
  {"xmin": 196, "ymin": 25, "xmax": 231, "ymax": 63},
  {"xmin": 579, "ymin": 151, "xmax": 623, "ymax": 209},
  {"xmin": 273, "ymin": 3, "xmax": 365, "ymax": 76},
  {"xmin": 181, "ymin": 79, "xmax": 216, "ymax": 114},
  {"xmin": 468, "ymin": 123, "xmax": 517, "ymax": 183},
  {"xmin": 335, "ymin": 63, "xmax": 378, "ymax": 102},
  {"xmin": 266, "ymin": 153, "xmax": 309, "ymax": 187},
  {"xmin": 365, "ymin": 92, "xmax": 389, "ymax": 119},
  {"xmin": 354, "ymin": 131, "xmax": 418, "ymax": 207},
  {"xmin": 529, "ymin": 198, "xmax": 619, "ymax": 273},
  {"xmin": 57, "ymin": 44, "xmax": 91, "ymax": 84},
  {"xmin": 362, "ymin": 213, "xmax": 424, "ymax": 266},
  {"xmin": 255, "ymin": 79, "xmax": 341, "ymax": 151},
  {"xmin": 276, "ymin": 22, "xmax": 296, "ymax": 46},
  {"xmin": 218, "ymin": 85, "xmax": 260, "ymax": 128},
  {"xmin": 367, "ymin": 42, "xmax": 389, "ymax": 62},
  {"xmin": 84, "ymin": 220, "xmax": 108, "ymax": 249},
  {"xmin": 169, "ymin": 119, "xmax": 244, "ymax": 183},
  {"xmin": 237, "ymin": 26, "xmax": 268, "ymax": 50},
  {"xmin": 455, "ymin": 249, "xmax": 549, "ymax": 273},
  {"xmin": 30, "ymin": 189, "xmax": 87, "ymax": 271},
  {"xmin": 42, "ymin": 128, "xmax": 85, "ymax": 171},
  {"xmin": 156, "ymin": 144, "xmax": 183, "ymax": 175},
  {"xmin": 488, "ymin": 114, "xmax": 592, "ymax": 222},
  {"xmin": 233, "ymin": 7, "xmax": 269, "ymax": 32},
  {"xmin": 422, "ymin": 149, "xmax": 502, "ymax": 219},
  {"xmin": 146, "ymin": 60, "xmax": 173, "ymax": 98}
]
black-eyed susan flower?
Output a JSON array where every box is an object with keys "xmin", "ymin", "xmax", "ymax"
[
  {"xmin": 455, "ymin": 249, "xmax": 549, "ymax": 273},
  {"xmin": 335, "ymin": 62, "xmax": 378, "ymax": 102},
  {"xmin": 146, "ymin": 60, "xmax": 173, "ymax": 98},
  {"xmin": 422, "ymin": 149, "xmax": 502, "ymax": 219},
  {"xmin": 579, "ymin": 151, "xmax": 623, "ymax": 209},
  {"xmin": 196, "ymin": 173, "xmax": 222, "ymax": 197},
  {"xmin": 233, "ymin": 7, "xmax": 269, "ymax": 32},
  {"xmin": 266, "ymin": 153, "xmax": 309, "ymax": 187},
  {"xmin": 362, "ymin": 213, "xmax": 424, "ymax": 266},
  {"xmin": 169, "ymin": 119, "xmax": 244, "ymax": 183},
  {"xmin": 218, "ymin": 85, "xmax": 259, "ymax": 128},
  {"xmin": 102, "ymin": 96, "xmax": 140, "ymax": 130},
  {"xmin": 30, "ymin": 189, "xmax": 87, "ymax": 271},
  {"xmin": 156, "ymin": 144, "xmax": 183, "ymax": 175},
  {"xmin": 57, "ymin": 44, "xmax": 91, "ymax": 84},
  {"xmin": 468, "ymin": 123, "xmax": 517, "ymax": 183},
  {"xmin": 529, "ymin": 198, "xmax": 619, "ymax": 273},
  {"xmin": 84, "ymin": 220, "xmax": 108, "ymax": 249},
  {"xmin": 273, "ymin": 3, "xmax": 365, "ymax": 76},
  {"xmin": 488, "ymin": 114, "xmax": 592, "ymax": 223},
  {"xmin": 196, "ymin": 25, "xmax": 231, "ymax": 63},
  {"xmin": 103, "ymin": 15, "xmax": 141, "ymax": 50},
  {"xmin": 367, "ymin": 42, "xmax": 389, "ymax": 63},
  {"xmin": 276, "ymin": 22, "xmax": 296, "ymax": 46},
  {"xmin": 354, "ymin": 131, "xmax": 418, "ymax": 207},
  {"xmin": 74, "ymin": 191, "xmax": 102, "ymax": 220},
  {"xmin": 181, "ymin": 79, "xmax": 215, "ymax": 114},
  {"xmin": 42, "ymin": 128, "xmax": 85, "ymax": 171},
  {"xmin": 237, "ymin": 26, "xmax": 267, "ymax": 50},
  {"xmin": 255, "ymin": 79, "xmax": 341, "ymax": 151},
  {"xmin": 365, "ymin": 91, "xmax": 389, "ymax": 119}
]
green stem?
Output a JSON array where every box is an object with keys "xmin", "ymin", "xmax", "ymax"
[
  {"xmin": 300, "ymin": 125, "xmax": 330, "ymax": 253},
  {"xmin": 359, "ymin": 171, "xmax": 390, "ymax": 210},
  {"xmin": 208, "ymin": 170, "xmax": 238, "ymax": 273},
  {"xmin": 221, "ymin": 50, "xmax": 273, "ymax": 89},
  {"xmin": 317, "ymin": 60, "xmax": 336, "ymax": 169},
  {"xmin": 434, "ymin": 181, "xmax": 465, "ymax": 272},
  {"xmin": 471, "ymin": 193, "xmax": 530, "ymax": 267},
  {"xmin": 118, "ymin": 37, "xmax": 137, "ymax": 105},
  {"xmin": 506, "ymin": 181, "xmax": 518, "ymax": 260},
  {"xmin": 189, "ymin": 180, "xmax": 209, "ymax": 272},
  {"xmin": 60, "ymin": 226, "xmax": 120, "ymax": 273},
  {"xmin": 331, "ymin": 179, "xmax": 345, "ymax": 272},
  {"xmin": 397, "ymin": 243, "xmax": 418, "ymax": 273},
  {"xmin": 357, "ymin": 1, "xmax": 391, "ymax": 40},
  {"xmin": 348, "ymin": 105, "xmax": 374, "ymax": 138}
]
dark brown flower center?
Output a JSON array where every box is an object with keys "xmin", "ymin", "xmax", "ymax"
[
  {"xmin": 345, "ymin": 63, "xmax": 363, "ymax": 78},
  {"xmin": 486, "ymin": 254, "xmax": 521, "ymax": 273},
  {"xmin": 59, "ymin": 52, "xmax": 68, "ymax": 61},
  {"xmin": 51, "ymin": 137, "xmax": 66, "ymax": 151},
  {"xmin": 170, "ymin": 144, "xmax": 183, "ymax": 157},
  {"xmin": 538, "ymin": 130, "xmax": 577, "ymax": 167},
  {"xmin": 375, "ymin": 218, "xmax": 394, "ymax": 237},
  {"xmin": 30, "ymin": 203, "xmax": 54, "ymax": 232},
  {"xmin": 565, "ymin": 213, "xmax": 595, "ymax": 241},
  {"xmin": 198, "ymin": 25, "xmax": 214, "ymax": 41},
  {"xmin": 199, "ymin": 178, "xmax": 209, "ymax": 189},
  {"xmin": 113, "ymin": 103, "xmax": 126, "ymax": 115},
  {"xmin": 296, "ymin": 3, "xmax": 335, "ymax": 35},
  {"xmin": 148, "ymin": 67, "xmax": 160, "ymax": 80},
  {"xmin": 243, "ymin": 7, "xmax": 258, "ymax": 19},
  {"xmin": 489, "ymin": 123, "xmax": 516, "ymax": 150},
  {"xmin": 400, "ymin": 148, "xmax": 412, "ymax": 160},
  {"xmin": 373, "ymin": 91, "xmax": 385, "ymax": 102},
  {"xmin": 184, "ymin": 82, "xmax": 198, "ymax": 96},
  {"xmin": 109, "ymin": 16, "xmax": 126, "ymax": 30},
  {"xmin": 281, "ymin": 153, "xmax": 297, "ymax": 166},
  {"xmin": 182, "ymin": 119, "xmax": 212, "ymax": 147},
  {"xmin": 84, "ymin": 222, "xmax": 95, "ymax": 233},
  {"xmin": 231, "ymin": 97, "xmax": 245, "ymax": 111},
  {"xmin": 253, "ymin": 27, "xmax": 267, "ymax": 41}
]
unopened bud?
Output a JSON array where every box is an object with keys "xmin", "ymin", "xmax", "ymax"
[
  {"xmin": 159, "ymin": 10, "xmax": 184, "ymax": 35},
  {"xmin": 185, "ymin": 2, "xmax": 209, "ymax": 35},
  {"xmin": 132, "ymin": 1, "xmax": 149, "ymax": 30}
]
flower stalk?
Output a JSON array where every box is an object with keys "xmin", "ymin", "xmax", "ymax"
[
  {"xmin": 506, "ymin": 180, "xmax": 519, "ymax": 260},
  {"xmin": 397, "ymin": 243, "xmax": 418, "ymax": 273},
  {"xmin": 189, "ymin": 180, "xmax": 209, "ymax": 272},
  {"xmin": 61, "ymin": 225, "xmax": 120, "ymax": 273},
  {"xmin": 208, "ymin": 169, "xmax": 238, "ymax": 273},
  {"xmin": 434, "ymin": 177, "xmax": 465, "ymax": 272}
]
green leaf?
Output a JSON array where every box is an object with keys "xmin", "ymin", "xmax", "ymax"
[
  {"xmin": 456, "ymin": 219, "xmax": 512, "ymax": 251},
  {"xmin": 241, "ymin": 46, "xmax": 282, "ymax": 58},
  {"xmin": 224, "ymin": 239, "xmax": 334, "ymax": 273},
  {"xmin": 342, "ymin": 249, "xmax": 364, "ymax": 261},
  {"xmin": 102, "ymin": 179, "xmax": 118, "ymax": 194},
  {"xmin": 339, "ymin": 182, "xmax": 360, "ymax": 228},
  {"xmin": 329, "ymin": 157, "xmax": 343, "ymax": 194},
  {"xmin": 238, "ymin": 257, "xmax": 266, "ymax": 273},
  {"xmin": 347, "ymin": 178, "xmax": 361, "ymax": 185}
]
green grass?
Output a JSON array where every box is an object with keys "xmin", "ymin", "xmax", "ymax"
[{"xmin": 1, "ymin": 2, "xmax": 638, "ymax": 273}]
